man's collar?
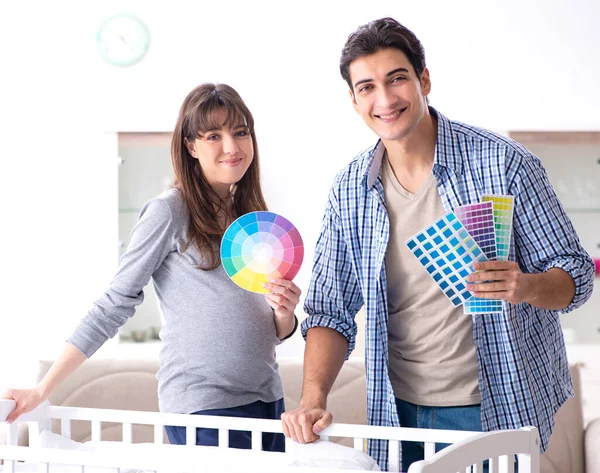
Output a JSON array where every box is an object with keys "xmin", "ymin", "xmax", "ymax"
[
  {"xmin": 363, "ymin": 107, "xmax": 464, "ymax": 189},
  {"xmin": 431, "ymin": 107, "xmax": 464, "ymax": 176}
]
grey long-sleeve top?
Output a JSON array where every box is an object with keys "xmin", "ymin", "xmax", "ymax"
[{"xmin": 68, "ymin": 188, "xmax": 284, "ymax": 413}]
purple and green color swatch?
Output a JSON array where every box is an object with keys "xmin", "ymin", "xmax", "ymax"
[
  {"xmin": 454, "ymin": 201, "xmax": 503, "ymax": 314},
  {"xmin": 454, "ymin": 202, "xmax": 498, "ymax": 260},
  {"xmin": 406, "ymin": 212, "xmax": 490, "ymax": 307}
]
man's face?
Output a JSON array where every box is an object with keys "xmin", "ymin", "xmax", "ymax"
[{"xmin": 349, "ymin": 48, "xmax": 431, "ymax": 143}]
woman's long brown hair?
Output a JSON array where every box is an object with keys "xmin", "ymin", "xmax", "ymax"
[{"xmin": 171, "ymin": 83, "xmax": 267, "ymax": 270}]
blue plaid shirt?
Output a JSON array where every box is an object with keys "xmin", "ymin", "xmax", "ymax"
[{"xmin": 301, "ymin": 108, "xmax": 594, "ymax": 469}]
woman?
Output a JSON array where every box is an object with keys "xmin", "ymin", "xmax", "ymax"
[{"xmin": 3, "ymin": 83, "xmax": 300, "ymax": 452}]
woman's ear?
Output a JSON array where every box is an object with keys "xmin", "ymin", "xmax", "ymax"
[{"xmin": 184, "ymin": 137, "xmax": 197, "ymax": 159}]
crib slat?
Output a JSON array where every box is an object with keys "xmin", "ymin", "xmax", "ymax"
[
  {"xmin": 518, "ymin": 453, "xmax": 530, "ymax": 473},
  {"xmin": 251, "ymin": 431, "xmax": 261, "ymax": 451},
  {"xmin": 353, "ymin": 437, "xmax": 363, "ymax": 451},
  {"xmin": 489, "ymin": 456, "xmax": 499, "ymax": 473},
  {"xmin": 154, "ymin": 424, "xmax": 164, "ymax": 444},
  {"xmin": 91, "ymin": 421, "xmax": 101, "ymax": 442},
  {"xmin": 60, "ymin": 419, "xmax": 72, "ymax": 439},
  {"xmin": 185, "ymin": 426, "xmax": 195, "ymax": 446},
  {"xmin": 473, "ymin": 461, "xmax": 483, "ymax": 473},
  {"xmin": 499, "ymin": 455, "xmax": 514, "ymax": 473},
  {"xmin": 5, "ymin": 422, "xmax": 18, "ymax": 446},
  {"xmin": 37, "ymin": 462, "xmax": 49, "ymax": 473},
  {"xmin": 27, "ymin": 422, "xmax": 41, "ymax": 447},
  {"xmin": 424, "ymin": 441, "xmax": 435, "ymax": 460},
  {"xmin": 122, "ymin": 423, "xmax": 132, "ymax": 443},
  {"xmin": 285, "ymin": 435, "xmax": 294, "ymax": 453},
  {"xmin": 388, "ymin": 439, "xmax": 400, "ymax": 472},
  {"xmin": 218, "ymin": 428, "xmax": 229, "ymax": 448}
]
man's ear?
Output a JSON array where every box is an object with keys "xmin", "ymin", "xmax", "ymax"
[
  {"xmin": 349, "ymin": 88, "xmax": 360, "ymax": 114},
  {"xmin": 420, "ymin": 67, "xmax": 432, "ymax": 96},
  {"xmin": 184, "ymin": 137, "xmax": 197, "ymax": 158}
]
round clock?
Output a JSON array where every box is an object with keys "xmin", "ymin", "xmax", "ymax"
[{"xmin": 96, "ymin": 14, "xmax": 150, "ymax": 67}]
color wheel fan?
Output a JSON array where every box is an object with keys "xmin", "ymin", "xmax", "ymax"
[{"xmin": 220, "ymin": 211, "xmax": 304, "ymax": 294}]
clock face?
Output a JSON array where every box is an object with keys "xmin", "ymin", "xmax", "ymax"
[{"xmin": 96, "ymin": 14, "xmax": 150, "ymax": 67}]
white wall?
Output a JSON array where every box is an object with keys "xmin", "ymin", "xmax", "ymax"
[{"xmin": 1, "ymin": 0, "xmax": 599, "ymax": 386}]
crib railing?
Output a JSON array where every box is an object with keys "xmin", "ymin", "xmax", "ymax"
[{"xmin": 0, "ymin": 399, "xmax": 539, "ymax": 473}]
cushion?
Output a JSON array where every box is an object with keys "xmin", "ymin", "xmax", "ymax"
[
  {"xmin": 288, "ymin": 440, "xmax": 380, "ymax": 470},
  {"xmin": 540, "ymin": 364, "xmax": 585, "ymax": 473}
]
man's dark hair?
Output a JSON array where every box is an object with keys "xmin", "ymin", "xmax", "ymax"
[{"xmin": 340, "ymin": 17, "xmax": 426, "ymax": 91}]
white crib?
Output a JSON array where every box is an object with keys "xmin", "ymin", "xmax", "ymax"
[{"xmin": 0, "ymin": 399, "xmax": 540, "ymax": 473}]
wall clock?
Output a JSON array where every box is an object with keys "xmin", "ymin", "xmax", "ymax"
[{"xmin": 96, "ymin": 14, "xmax": 150, "ymax": 67}]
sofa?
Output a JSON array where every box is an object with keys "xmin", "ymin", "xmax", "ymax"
[{"xmin": 3, "ymin": 358, "xmax": 599, "ymax": 472}]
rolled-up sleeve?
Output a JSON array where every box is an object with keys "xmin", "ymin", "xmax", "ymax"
[
  {"xmin": 510, "ymin": 151, "xmax": 594, "ymax": 313},
  {"xmin": 68, "ymin": 198, "xmax": 175, "ymax": 357},
  {"xmin": 301, "ymin": 186, "xmax": 364, "ymax": 358}
]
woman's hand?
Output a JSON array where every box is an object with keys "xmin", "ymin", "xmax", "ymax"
[
  {"xmin": 2, "ymin": 387, "xmax": 45, "ymax": 424},
  {"xmin": 263, "ymin": 279, "xmax": 301, "ymax": 339}
]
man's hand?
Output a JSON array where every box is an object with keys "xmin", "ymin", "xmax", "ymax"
[
  {"xmin": 466, "ymin": 261, "xmax": 531, "ymax": 304},
  {"xmin": 467, "ymin": 262, "xmax": 575, "ymax": 310},
  {"xmin": 281, "ymin": 406, "xmax": 333, "ymax": 443}
]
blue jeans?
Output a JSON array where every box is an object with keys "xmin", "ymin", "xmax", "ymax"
[
  {"xmin": 165, "ymin": 398, "xmax": 285, "ymax": 452},
  {"xmin": 395, "ymin": 399, "xmax": 485, "ymax": 472}
]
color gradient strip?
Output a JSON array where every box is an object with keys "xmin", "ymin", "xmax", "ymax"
[
  {"xmin": 454, "ymin": 201, "xmax": 498, "ymax": 260},
  {"xmin": 464, "ymin": 298, "xmax": 503, "ymax": 314},
  {"xmin": 481, "ymin": 195, "xmax": 515, "ymax": 261},
  {"xmin": 406, "ymin": 212, "xmax": 489, "ymax": 307}
]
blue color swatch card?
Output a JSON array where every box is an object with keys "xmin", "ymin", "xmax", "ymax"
[{"xmin": 405, "ymin": 212, "xmax": 490, "ymax": 307}]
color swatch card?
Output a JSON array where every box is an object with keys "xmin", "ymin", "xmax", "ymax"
[
  {"xmin": 481, "ymin": 195, "xmax": 515, "ymax": 261},
  {"xmin": 454, "ymin": 202, "xmax": 498, "ymax": 260},
  {"xmin": 406, "ymin": 212, "xmax": 490, "ymax": 307},
  {"xmin": 220, "ymin": 211, "xmax": 304, "ymax": 294},
  {"xmin": 454, "ymin": 201, "xmax": 503, "ymax": 314}
]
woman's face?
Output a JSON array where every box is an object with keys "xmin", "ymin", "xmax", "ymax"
[{"xmin": 185, "ymin": 109, "xmax": 254, "ymax": 198}]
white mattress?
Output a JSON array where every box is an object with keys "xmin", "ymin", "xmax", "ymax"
[{"xmin": 0, "ymin": 430, "xmax": 380, "ymax": 472}]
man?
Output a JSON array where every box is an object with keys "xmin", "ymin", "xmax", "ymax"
[{"xmin": 281, "ymin": 17, "xmax": 594, "ymax": 471}]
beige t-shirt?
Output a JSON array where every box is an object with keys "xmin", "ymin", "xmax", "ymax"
[{"xmin": 382, "ymin": 156, "xmax": 480, "ymax": 406}]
